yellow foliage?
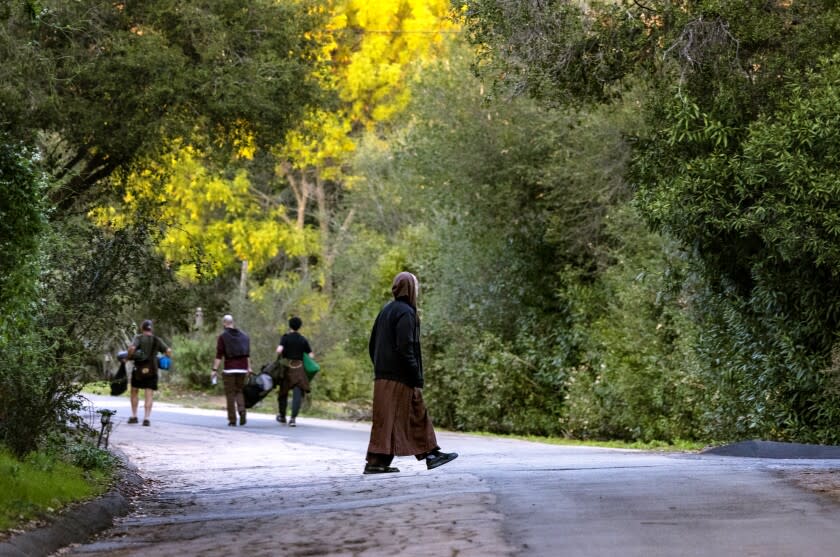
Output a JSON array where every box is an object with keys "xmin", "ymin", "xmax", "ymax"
[
  {"xmin": 93, "ymin": 145, "xmax": 315, "ymax": 281},
  {"xmin": 88, "ymin": 206, "xmax": 129, "ymax": 229},
  {"xmin": 92, "ymin": 2, "xmax": 459, "ymax": 289},
  {"xmin": 283, "ymin": 0, "xmax": 459, "ymax": 173}
]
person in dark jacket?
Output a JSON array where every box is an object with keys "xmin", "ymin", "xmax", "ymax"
[
  {"xmin": 275, "ymin": 316, "xmax": 314, "ymax": 427},
  {"xmin": 364, "ymin": 271, "xmax": 458, "ymax": 474},
  {"xmin": 211, "ymin": 315, "xmax": 252, "ymax": 426}
]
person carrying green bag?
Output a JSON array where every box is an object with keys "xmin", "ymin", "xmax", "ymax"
[{"xmin": 275, "ymin": 316, "xmax": 315, "ymax": 427}]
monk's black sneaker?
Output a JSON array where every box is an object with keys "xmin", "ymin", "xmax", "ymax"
[{"xmin": 426, "ymin": 450, "xmax": 458, "ymax": 470}]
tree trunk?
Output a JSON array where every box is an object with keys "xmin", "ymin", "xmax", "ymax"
[
  {"xmin": 239, "ymin": 260, "xmax": 249, "ymax": 296},
  {"xmin": 314, "ymin": 173, "xmax": 331, "ymax": 295}
]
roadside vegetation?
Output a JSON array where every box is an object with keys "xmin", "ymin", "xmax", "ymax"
[{"xmin": 0, "ymin": 444, "xmax": 117, "ymax": 533}]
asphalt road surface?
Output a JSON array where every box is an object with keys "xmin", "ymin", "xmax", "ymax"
[{"xmin": 62, "ymin": 395, "xmax": 840, "ymax": 556}]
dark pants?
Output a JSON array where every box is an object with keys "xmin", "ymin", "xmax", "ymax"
[
  {"xmin": 277, "ymin": 385, "xmax": 304, "ymax": 419},
  {"xmin": 366, "ymin": 452, "xmax": 431, "ymax": 466},
  {"xmin": 222, "ymin": 373, "xmax": 246, "ymax": 424},
  {"xmin": 366, "ymin": 452, "xmax": 396, "ymax": 466}
]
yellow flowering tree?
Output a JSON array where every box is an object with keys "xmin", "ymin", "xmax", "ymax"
[
  {"xmin": 91, "ymin": 144, "xmax": 315, "ymax": 283},
  {"xmin": 278, "ymin": 0, "xmax": 459, "ymax": 292},
  {"xmin": 92, "ymin": 0, "xmax": 457, "ymax": 298}
]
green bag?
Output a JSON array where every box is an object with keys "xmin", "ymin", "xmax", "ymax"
[{"xmin": 302, "ymin": 353, "xmax": 320, "ymax": 379}]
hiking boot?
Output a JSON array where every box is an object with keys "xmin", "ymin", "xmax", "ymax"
[
  {"xmin": 239, "ymin": 414, "xmax": 247, "ymax": 426},
  {"xmin": 276, "ymin": 414, "xmax": 286, "ymax": 424},
  {"xmin": 364, "ymin": 464, "xmax": 400, "ymax": 474},
  {"xmin": 228, "ymin": 421, "xmax": 236, "ymax": 427},
  {"xmin": 288, "ymin": 417, "xmax": 296, "ymax": 427},
  {"xmin": 127, "ymin": 417, "xmax": 138, "ymax": 424},
  {"xmin": 426, "ymin": 450, "xmax": 458, "ymax": 470}
]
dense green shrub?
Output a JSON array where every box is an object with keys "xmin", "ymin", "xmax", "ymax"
[
  {"xmin": 692, "ymin": 289, "xmax": 840, "ymax": 444},
  {"xmin": 0, "ymin": 140, "xmax": 81, "ymax": 456},
  {"xmin": 166, "ymin": 334, "xmax": 217, "ymax": 389},
  {"xmin": 458, "ymin": 0, "xmax": 840, "ymax": 444},
  {"xmin": 310, "ymin": 341, "xmax": 372, "ymax": 402},
  {"xmin": 559, "ymin": 206, "xmax": 706, "ymax": 442},
  {"xmin": 633, "ymin": 54, "xmax": 840, "ymax": 443},
  {"xmin": 425, "ymin": 329, "xmax": 566, "ymax": 436},
  {"xmin": 0, "ymin": 320, "xmax": 82, "ymax": 456},
  {"xmin": 0, "ymin": 138, "xmax": 45, "ymax": 311},
  {"xmin": 65, "ymin": 440, "xmax": 118, "ymax": 471}
]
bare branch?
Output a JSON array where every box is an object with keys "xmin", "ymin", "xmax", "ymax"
[
  {"xmin": 633, "ymin": 1, "xmax": 656, "ymax": 13},
  {"xmin": 663, "ymin": 16, "xmax": 742, "ymax": 81}
]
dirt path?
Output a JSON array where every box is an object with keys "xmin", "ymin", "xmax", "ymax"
[{"xmin": 62, "ymin": 414, "xmax": 513, "ymax": 557}]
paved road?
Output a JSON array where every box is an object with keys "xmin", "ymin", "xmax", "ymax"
[{"xmin": 63, "ymin": 395, "xmax": 840, "ymax": 556}]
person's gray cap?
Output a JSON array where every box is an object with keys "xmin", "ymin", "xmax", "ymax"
[{"xmin": 222, "ymin": 314, "xmax": 234, "ymax": 325}]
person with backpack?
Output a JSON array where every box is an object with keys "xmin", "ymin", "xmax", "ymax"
[
  {"xmin": 275, "ymin": 316, "xmax": 314, "ymax": 427},
  {"xmin": 364, "ymin": 271, "xmax": 458, "ymax": 474},
  {"xmin": 127, "ymin": 320, "xmax": 172, "ymax": 426},
  {"xmin": 211, "ymin": 314, "xmax": 252, "ymax": 426}
]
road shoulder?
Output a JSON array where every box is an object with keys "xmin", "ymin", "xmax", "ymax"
[{"xmin": 0, "ymin": 451, "xmax": 142, "ymax": 557}]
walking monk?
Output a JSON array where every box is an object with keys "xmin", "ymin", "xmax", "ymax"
[{"xmin": 364, "ymin": 271, "xmax": 458, "ymax": 474}]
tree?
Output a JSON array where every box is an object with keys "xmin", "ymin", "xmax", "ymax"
[
  {"xmin": 334, "ymin": 41, "xmax": 643, "ymax": 436},
  {"xmin": 0, "ymin": 0, "xmax": 323, "ymax": 214},
  {"xmin": 0, "ymin": 138, "xmax": 71, "ymax": 456},
  {"xmin": 275, "ymin": 0, "xmax": 459, "ymax": 291},
  {"xmin": 91, "ymin": 1, "xmax": 459, "ymax": 292},
  {"xmin": 462, "ymin": 0, "xmax": 840, "ymax": 441},
  {"xmin": 0, "ymin": 137, "xmax": 45, "ymax": 312},
  {"xmin": 90, "ymin": 144, "xmax": 316, "ymax": 283},
  {"xmin": 0, "ymin": 0, "xmax": 324, "ymax": 454}
]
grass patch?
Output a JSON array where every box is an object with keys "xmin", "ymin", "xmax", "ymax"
[
  {"xmin": 0, "ymin": 448, "xmax": 113, "ymax": 532},
  {"xmin": 156, "ymin": 388, "xmax": 226, "ymax": 411},
  {"xmin": 84, "ymin": 381, "xmax": 111, "ymax": 396},
  {"xmin": 461, "ymin": 431, "xmax": 706, "ymax": 452}
]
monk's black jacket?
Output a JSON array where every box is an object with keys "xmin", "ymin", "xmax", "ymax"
[{"xmin": 368, "ymin": 297, "xmax": 423, "ymax": 388}]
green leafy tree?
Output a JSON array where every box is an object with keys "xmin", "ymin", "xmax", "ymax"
[
  {"xmin": 0, "ymin": 0, "xmax": 324, "ymax": 453},
  {"xmin": 0, "ymin": 139, "xmax": 68, "ymax": 457},
  {"xmin": 0, "ymin": 0, "xmax": 322, "ymax": 214},
  {"xmin": 0, "ymin": 137, "xmax": 45, "ymax": 312},
  {"xmin": 335, "ymin": 41, "xmax": 703, "ymax": 437},
  {"xmin": 636, "ymin": 56, "xmax": 840, "ymax": 442},
  {"xmin": 462, "ymin": 0, "xmax": 840, "ymax": 441}
]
